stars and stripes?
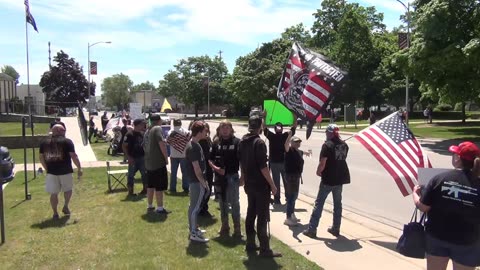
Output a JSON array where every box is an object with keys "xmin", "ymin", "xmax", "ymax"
[
  {"xmin": 167, "ymin": 131, "xmax": 190, "ymax": 153},
  {"xmin": 277, "ymin": 42, "xmax": 346, "ymax": 139},
  {"xmin": 355, "ymin": 112, "xmax": 432, "ymax": 196},
  {"xmin": 398, "ymin": 33, "xmax": 408, "ymax": 49},
  {"xmin": 25, "ymin": 0, "xmax": 38, "ymax": 32},
  {"xmin": 90, "ymin": 62, "xmax": 97, "ymax": 75}
]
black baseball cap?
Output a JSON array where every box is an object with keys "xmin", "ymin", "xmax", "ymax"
[
  {"xmin": 133, "ymin": 119, "xmax": 146, "ymax": 126},
  {"xmin": 150, "ymin": 114, "xmax": 161, "ymax": 121},
  {"xmin": 248, "ymin": 116, "xmax": 262, "ymax": 131}
]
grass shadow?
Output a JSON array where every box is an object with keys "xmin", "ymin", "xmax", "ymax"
[
  {"xmin": 243, "ymin": 252, "xmax": 282, "ymax": 270},
  {"xmin": 186, "ymin": 241, "xmax": 209, "ymax": 258},
  {"xmin": 198, "ymin": 216, "xmax": 218, "ymax": 228},
  {"xmin": 31, "ymin": 216, "xmax": 76, "ymax": 229},
  {"xmin": 211, "ymin": 235, "xmax": 246, "ymax": 248},
  {"xmin": 141, "ymin": 212, "xmax": 168, "ymax": 223},
  {"xmin": 121, "ymin": 194, "xmax": 144, "ymax": 202},
  {"xmin": 104, "ymin": 188, "xmax": 128, "ymax": 195}
]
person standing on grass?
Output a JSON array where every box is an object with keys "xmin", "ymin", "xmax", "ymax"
[
  {"xmin": 283, "ymin": 135, "xmax": 310, "ymax": 227},
  {"xmin": 239, "ymin": 115, "xmax": 281, "ymax": 257},
  {"xmin": 143, "ymin": 114, "xmax": 171, "ymax": 214},
  {"xmin": 101, "ymin": 111, "xmax": 109, "ymax": 135},
  {"xmin": 167, "ymin": 119, "xmax": 189, "ymax": 193},
  {"xmin": 209, "ymin": 120, "xmax": 242, "ymax": 237},
  {"xmin": 185, "ymin": 121, "xmax": 210, "ymax": 243},
  {"xmin": 39, "ymin": 124, "xmax": 82, "ymax": 219},
  {"xmin": 199, "ymin": 122, "xmax": 214, "ymax": 218},
  {"xmin": 303, "ymin": 124, "xmax": 350, "ymax": 238},
  {"xmin": 263, "ymin": 117, "xmax": 296, "ymax": 205},
  {"xmin": 88, "ymin": 115, "xmax": 98, "ymax": 143},
  {"xmin": 123, "ymin": 119, "xmax": 147, "ymax": 196}
]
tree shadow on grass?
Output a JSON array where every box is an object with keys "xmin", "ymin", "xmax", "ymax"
[
  {"xmin": 140, "ymin": 212, "xmax": 168, "ymax": 223},
  {"xmin": 31, "ymin": 216, "xmax": 77, "ymax": 229},
  {"xmin": 186, "ymin": 241, "xmax": 209, "ymax": 258},
  {"xmin": 243, "ymin": 252, "xmax": 282, "ymax": 270}
]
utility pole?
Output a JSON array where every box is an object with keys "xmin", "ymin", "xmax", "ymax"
[
  {"xmin": 218, "ymin": 50, "xmax": 223, "ymax": 60},
  {"xmin": 48, "ymin": 41, "xmax": 51, "ymax": 69}
]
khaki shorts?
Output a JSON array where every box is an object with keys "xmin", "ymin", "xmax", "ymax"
[{"xmin": 45, "ymin": 173, "xmax": 74, "ymax": 194}]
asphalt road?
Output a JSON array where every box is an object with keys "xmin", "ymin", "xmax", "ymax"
[{"xmin": 199, "ymin": 121, "xmax": 453, "ymax": 231}]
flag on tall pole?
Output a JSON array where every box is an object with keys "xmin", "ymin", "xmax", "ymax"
[
  {"xmin": 25, "ymin": 0, "xmax": 38, "ymax": 32},
  {"xmin": 277, "ymin": 42, "xmax": 347, "ymax": 139},
  {"xmin": 355, "ymin": 112, "xmax": 432, "ymax": 196}
]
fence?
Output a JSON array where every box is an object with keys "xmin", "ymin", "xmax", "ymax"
[{"xmin": 0, "ymin": 100, "xmax": 81, "ymax": 117}]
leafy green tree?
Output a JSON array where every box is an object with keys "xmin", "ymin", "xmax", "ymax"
[
  {"xmin": 158, "ymin": 56, "xmax": 228, "ymax": 117},
  {"xmin": 1, "ymin": 65, "xmax": 20, "ymax": 84},
  {"xmin": 132, "ymin": 81, "xmax": 156, "ymax": 93},
  {"xmin": 39, "ymin": 51, "xmax": 91, "ymax": 111},
  {"xmin": 281, "ymin": 23, "xmax": 312, "ymax": 45},
  {"xmin": 102, "ymin": 73, "xmax": 133, "ymax": 110},
  {"xmin": 409, "ymin": 0, "xmax": 480, "ymax": 121}
]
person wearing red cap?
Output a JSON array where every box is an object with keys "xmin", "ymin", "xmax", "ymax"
[{"xmin": 413, "ymin": 141, "xmax": 480, "ymax": 269}]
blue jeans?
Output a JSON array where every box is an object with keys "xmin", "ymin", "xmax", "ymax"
[
  {"xmin": 188, "ymin": 182, "xmax": 206, "ymax": 233},
  {"xmin": 269, "ymin": 162, "xmax": 286, "ymax": 201},
  {"xmin": 307, "ymin": 183, "xmax": 343, "ymax": 232},
  {"xmin": 286, "ymin": 192, "xmax": 298, "ymax": 218},
  {"xmin": 218, "ymin": 173, "xmax": 241, "ymax": 224},
  {"xmin": 127, "ymin": 157, "xmax": 146, "ymax": 188},
  {"xmin": 170, "ymin": 158, "xmax": 188, "ymax": 192}
]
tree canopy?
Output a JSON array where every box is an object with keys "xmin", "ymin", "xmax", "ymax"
[
  {"xmin": 101, "ymin": 73, "xmax": 133, "ymax": 111},
  {"xmin": 1, "ymin": 65, "xmax": 20, "ymax": 84}
]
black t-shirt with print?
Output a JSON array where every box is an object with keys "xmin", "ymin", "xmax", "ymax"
[
  {"xmin": 124, "ymin": 131, "xmax": 145, "ymax": 158},
  {"xmin": 39, "ymin": 136, "xmax": 75, "ymax": 175},
  {"xmin": 285, "ymin": 148, "xmax": 304, "ymax": 175},
  {"xmin": 421, "ymin": 169, "xmax": 480, "ymax": 245},
  {"xmin": 319, "ymin": 138, "xmax": 350, "ymax": 186}
]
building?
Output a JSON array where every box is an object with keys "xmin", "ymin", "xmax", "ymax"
[
  {"xmin": 131, "ymin": 90, "xmax": 185, "ymax": 113},
  {"xmin": 16, "ymin": 84, "xmax": 46, "ymax": 115},
  {"xmin": 0, "ymin": 73, "xmax": 16, "ymax": 113}
]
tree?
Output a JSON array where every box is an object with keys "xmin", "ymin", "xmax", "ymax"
[
  {"xmin": 132, "ymin": 81, "xmax": 156, "ymax": 93},
  {"xmin": 39, "ymin": 51, "xmax": 92, "ymax": 112},
  {"xmin": 1, "ymin": 65, "xmax": 20, "ymax": 84},
  {"xmin": 158, "ymin": 55, "xmax": 228, "ymax": 117},
  {"xmin": 409, "ymin": 0, "xmax": 480, "ymax": 122},
  {"xmin": 281, "ymin": 23, "xmax": 312, "ymax": 45},
  {"xmin": 101, "ymin": 73, "xmax": 133, "ymax": 111}
]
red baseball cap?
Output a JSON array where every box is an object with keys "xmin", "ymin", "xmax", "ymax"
[{"xmin": 448, "ymin": 141, "xmax": 480, "ymax": 161}]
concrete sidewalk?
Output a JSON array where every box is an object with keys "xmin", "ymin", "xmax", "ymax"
[{"xmin": 61, "ymin": 117, "xmax": 97, "ymax": 162}]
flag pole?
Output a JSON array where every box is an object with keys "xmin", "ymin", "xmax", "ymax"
[{"xmin": 25, "ymin": 13, "xmax": 31, "ymax": 116}]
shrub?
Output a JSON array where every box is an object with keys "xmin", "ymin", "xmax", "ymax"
[{"xmin": 434, "ymin": 104, "xmax": 453, "ymax": 112}]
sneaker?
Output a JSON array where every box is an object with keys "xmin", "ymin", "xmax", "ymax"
[
  {"xmin": 62, "ymin": 206, "xmax": 70, "ymax": 215},
  {"xmin": 190, "ymin": 232, "xmax": 209, "ymax": 243},
  {"xmin": 291, "ymin": 213, "xmax": 300, "ymax": 222},
  {"xmin": 52, "ymin": 213, "xmax": 59, "ymax": 220},
  {"xmin": 302, "ymin": 229, "xmax": 317, "ymax": 238},
  {"xmin": 155, "ymin": 208, "xmax": 171, "ymax": 214},
  {"xmin": 147, "ymin": 206, "xmax": 155, "ymax": 212},
  {"xmin": 196, "ymin": 228, "xmax": 206, "ymax": 237},
  {"xmin": 259, "ymin": 249, "xmax": 282, "ymax": 258},
  {"xmin": 327, "ymin": 227, "xmax": 340, "ymax": 237},
  {"xmin": 283, "ymin": 218, "xmax": 298, "ymax": 227}
]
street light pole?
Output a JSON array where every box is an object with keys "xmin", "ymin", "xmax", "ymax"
[
  {"xmin": 396, "ymin": 0, "xmax": 410, "ymax": 124},
  {"xmin": 87, "ymin": 41, "xmax": 111, "ymax": 111},
  {"xmin": 207, "ymin": 76, "xmax": 210, "ymax": 118}
]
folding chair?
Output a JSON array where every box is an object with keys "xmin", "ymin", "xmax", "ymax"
[{"xmin": 106, "ymin": 161, "xmax": 128, "ymax": 192}]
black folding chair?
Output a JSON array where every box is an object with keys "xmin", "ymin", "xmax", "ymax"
[{"xmin": 106, "ymin": 161, "xmax": 128, "ymax": 192}]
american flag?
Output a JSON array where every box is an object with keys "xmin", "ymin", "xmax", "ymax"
[
  {"xmin": 90, "ymin": 62, "xmax": 97, "ymax": 75},
  {"xmin": 25, "ymin": 0, "xmax": 38, "ymax": 32},
  {"xmin": 167, "ymin": 131, "xmax": 190, "ymax": 153},
  {"xmin": 355, "ymin": 112, "xmax": 432, "ymax": 196},
  {"xmin": 398, "ymin": 33, "xmax": 409, "ymax": 50},
  {"xmin": 278, "ymin": 42, "xmax": 346, "ymax": 139}
]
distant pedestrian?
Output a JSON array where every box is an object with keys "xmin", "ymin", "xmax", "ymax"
[
  {"xmin": 143, "ymin": 114, "xmax": 171, "ymax": 214},
  {"xmin": 123, "ymin": 119, "xmax": 147, "ymax": 196},
  {"xmin": 303, "ymin": 124, "xmax": 350, "ymax": 238},
  {"xmin": 427, "ymin": 106, "xmax": 433, "ymax": 124},
  {"xmin": 39, "ymin": 124, "xmax": 82, "ymax": 219},
  {"xmin": 88, "ymin": 116, "xmax": 98, "ymax": 143},
  {"xmin": 166, "ymin": 119, "xmax": 189, "ymax": 193},
  {"xmin": 283, "ymin": 135, "xmax": 310, "ymax": 227},
  {"xmin": 101, "ymin": 111, "xmax": 109, "ymax": 135},
  {"xmin": 185, "ymin": 121, "xmax": 210, "ymax": 243},
  {"xmin": 369, "ymin": 111, "xmax": 376, "ymax": 125},
  {"xmin": 239, "ymin": 115, "xmax": 281, "ymax": 257}
]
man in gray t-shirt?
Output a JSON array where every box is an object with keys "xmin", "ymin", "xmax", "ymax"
[
  {"xmin": 185, "ymin": 141, "xmax": 205, "ymax": 183},
  {"xmin": 143, "ymin": 114, "xmax": 170, "ymax": 214}
]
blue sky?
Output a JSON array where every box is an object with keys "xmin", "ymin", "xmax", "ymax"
[{"xmin": 0, "ymin": 0, "xmax": 410, "ymax": 94}]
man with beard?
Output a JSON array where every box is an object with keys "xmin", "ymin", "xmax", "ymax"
[{"xmin": 239, "ymin": 115, "xmax": 281, "ymax": 257}]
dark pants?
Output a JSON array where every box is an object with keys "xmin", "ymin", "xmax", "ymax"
[
  {"xmin": 246, "ymin": 189, "xmax": 271, "ymax": 252},
  {"xmin": 88, "ymin": 127, "xmax": 97, "ymax": 143}
]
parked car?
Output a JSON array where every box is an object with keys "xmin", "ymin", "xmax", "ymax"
[{"xmin": 159, "ymin": 113, "xmax": 170, "ymax": 125}]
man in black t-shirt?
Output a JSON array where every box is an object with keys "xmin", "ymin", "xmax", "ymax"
[
  {"xmin": 39, "ymin": 125, "xmax": 82, "ymax": 219},
  {"xmin": 123, "ymin": 119, "xmax": 147, "ymax": 196},
  {"xmin": 303, "ymin": 124, "xmax": 350, "ymax": 238},
  {"xmin": 239, "ymin": 115, "xmax": 281, "ymax": 257},
  {"xmin": 263, "ymin": 118, "xmax": 296, "ymax": 204},
  {"xmin": 101, "ymin": 111, "xmax": 109, "ymax": 135}
]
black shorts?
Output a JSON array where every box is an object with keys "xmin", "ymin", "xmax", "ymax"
[{"xmin": 146, "ymin": 167, "xmax": 168, "ymax": 191}]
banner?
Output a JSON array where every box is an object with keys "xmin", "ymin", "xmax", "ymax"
[
  {"xmin": 277, "ymin": 42, "xmax": 347, "ymax": 139},
  {"xmin": 90, "ymin": 61, "xmax": 97, "ymax": 75},
  {"xmin": 263, "ymin": 100, "xmax": 294, "ymax": 126}
]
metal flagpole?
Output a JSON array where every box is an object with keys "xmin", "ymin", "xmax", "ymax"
[{"xmin": 25, "ymin": 12, "xmax": 31, "ymax": 116}]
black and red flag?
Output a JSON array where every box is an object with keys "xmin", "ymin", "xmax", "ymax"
[{"xmin": 277, "ymin": 42, "xmax": 347, "ymax": 139}]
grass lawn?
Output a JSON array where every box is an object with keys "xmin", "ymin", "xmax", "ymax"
[
  {"xmin": 340, "ymin": 121, "xmax": 480, "ymax": 140},
  {"xmin": 0, "ymin": 167, "xmax": 321, "ymax": 270},
  {"xmin": 90, "ymin": 140, "xmax": 124, "ymax": 161},
  {"xmin": 0, "ymin": 122, "xmax": 51, "ymax": 136},
  {"xmin": 8, "ymin": 148, "xmax": 39, "ymax": 165}
]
